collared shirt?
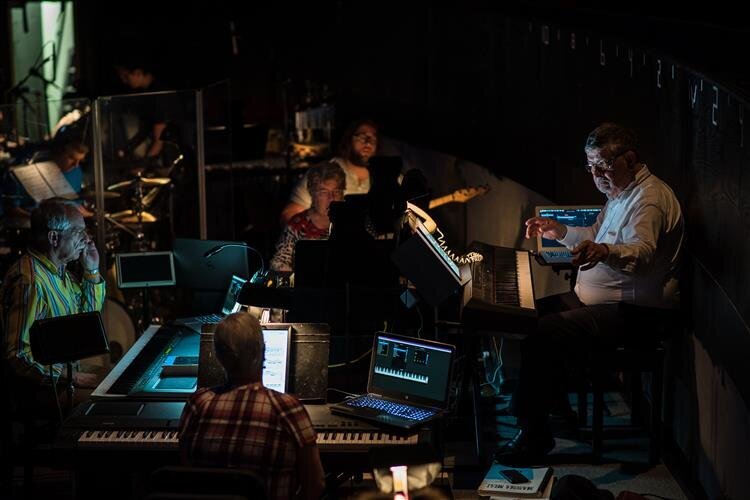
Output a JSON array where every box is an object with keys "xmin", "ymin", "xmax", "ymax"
[
  {"xmin": 0, "ymin": 249, "xmax": 106, "ymax": 380},
  {"xmin": 559, "ymin": 165, "xmax": 683, "ymax": 308},
  {"xmin": 270, "ymin": 209, "xmax": 330, "ymax": 272},
  {"xmin": 288, "ymin": 157, "xmax": 370, "ymax": 208},
  {"xmin": 179, "ymin": 382, "xmax": 317, "ymax": 500}
]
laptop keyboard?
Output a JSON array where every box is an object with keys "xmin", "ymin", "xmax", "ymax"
[
  {"xmin": 346, "ymin": 396, "xmax": 436, "ymax": 421},
  {"xmin": 189, "ymin": 313, "xmax": 223, "ymax": 324}
]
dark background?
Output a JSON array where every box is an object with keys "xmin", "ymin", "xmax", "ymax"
[{"xmin": 3, "ymin": 3, "xmax": 750, "ymax": 498}]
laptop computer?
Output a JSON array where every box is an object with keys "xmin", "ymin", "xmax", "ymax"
[
  {"xmin": 174, "ymin": 274, "xmax": 247, "ymax": 328},
  {"xmin": 329, "ymin": 333, "xmax": 455, "ymax": 430},
  {"xmin": 197, "ymin": 324, "xmax": 292, "ymax": 393},
  {"xmin": 535, "ymin": 205, "xmax": 603, "ymax": 264}
]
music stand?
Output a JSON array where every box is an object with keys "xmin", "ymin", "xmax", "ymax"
[{"xmin": 30, "ymin": 311, "xmax": 109, "ymax": 416}]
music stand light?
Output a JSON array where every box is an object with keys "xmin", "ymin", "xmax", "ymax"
[{"xmin": 30, "ymin": 311, "xmax": 109, "ymax": 415}]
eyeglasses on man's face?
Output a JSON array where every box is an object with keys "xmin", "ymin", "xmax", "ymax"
[
  {"xmin": 353, "ymin": 133, "xmax": 377, "ymax": 145},
  {"xmin": 584, "ymin": 152, "xmax": 624, "ymax": 174}
]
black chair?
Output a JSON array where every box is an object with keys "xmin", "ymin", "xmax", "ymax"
[
  {"xmin": 576, "ymin": 304, "xmax": 679, "ymax": 465},
  {"xmin": 148, "ymin": 466, "xmax": 267, "ymax": 500}
]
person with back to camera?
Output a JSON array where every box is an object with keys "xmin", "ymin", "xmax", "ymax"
[{"xmin": 179, "ymin": 312, "xmax": 325, "ymax": 499}]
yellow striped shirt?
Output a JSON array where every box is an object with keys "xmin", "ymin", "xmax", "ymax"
[{"xmin": 0, "ymin": 249, "xmax": 106, "ymax": 381}]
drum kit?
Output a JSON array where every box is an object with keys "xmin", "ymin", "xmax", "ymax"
[{"xmin": 86, "ymin": 172, "xmax": 172, "ymax": 254}]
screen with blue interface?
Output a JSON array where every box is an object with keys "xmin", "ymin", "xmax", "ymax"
[
  {"xmin": 370, "ymin": 335, "xmax": 453, "ymax": 405},
  {"xmin": 538, "ymin": 207, "xmax": 601, "ymax": 249},
  {"xmin": 417, "ymin": 222, "xmax": 460, "ymax": 277}
]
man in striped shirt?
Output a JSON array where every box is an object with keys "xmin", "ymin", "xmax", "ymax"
[{"xmin": 1, "ymin": 198, "xmax": 106, "ymax": 389}]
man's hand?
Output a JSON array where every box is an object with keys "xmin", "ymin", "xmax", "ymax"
[
  {"xmin": 73, "ymin": 371, "xmax": 99, "ymax": 389},
  {"xmin": 571, "ymin": 240, "xmax": 609, "ymax": 270},
  {"xmin": 80, "ymin": 239, "xmax": 100, "ymax": 271},
  {"xmin": 524, "ymin": 216, "xmax": 567, "ymax": 240}
]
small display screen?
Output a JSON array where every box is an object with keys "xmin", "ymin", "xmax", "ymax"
[{"xmin": 117, "ymin": 252, "xmax": 176, "ymax": 288}]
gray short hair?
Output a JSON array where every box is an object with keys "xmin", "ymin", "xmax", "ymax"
[
  {"xmin": 213, "ymin": 312, "xmax": 265, "ymax": 377},
  {"xmin": 585, "ymin": 122, "xmax": 638, "ymax": 157},
  {"xmin": 30, "ymin": 197, "xmax": 79, "ymax": 249},
  {"xmin": 306, "ymin": 161, "xmax": 346, "ymax": 195}
]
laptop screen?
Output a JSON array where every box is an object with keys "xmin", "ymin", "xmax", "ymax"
[
  {"xmin": 220, "ymin": 275, "xmax": 248, "ymax": 315},
  {"xmin": 535, "ymin": 206, "xmax": 602, "ymax": 251},
  {"xmin": 197, "ymin": 325, "xmax": 292, "ymax": 393},
  {"xmin": 368, "ymin": 333, "xmax": 455, "ymax": 408}
]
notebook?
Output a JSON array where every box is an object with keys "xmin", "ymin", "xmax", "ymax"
[
  {"xmin": 174, "ymin": 274, "xmax": 247, "ymax": 327},
  {"xmin": 197, "ymin": 324, "xmax": 292, "ymax": 393},
  {"xmin": 329, "ymin": 333, "xmax": 455, "ymax": 430},
  {"xmin": 535, "ymin": 205, "xmax": 603, "ymax": 264}
]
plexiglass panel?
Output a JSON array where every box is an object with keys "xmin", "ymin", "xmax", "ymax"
[{"xmin": 92, "ymin": 90, "xmax": 202, "ymax": 271}]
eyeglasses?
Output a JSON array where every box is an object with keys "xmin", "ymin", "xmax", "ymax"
[
  {"xmin": 584, "ymin": 153, "xmax": 624, "ymax": 174},
  {"xmin": 315, "ymin": 188, "xmax": 344, "ymax": 199},
  {"xmin": 64, "ymin": 226, "xmax": 88, "ymax": 238},
  {"xmin": 353, "ymin": 133, "xmax": 377, "ymax": 145}
]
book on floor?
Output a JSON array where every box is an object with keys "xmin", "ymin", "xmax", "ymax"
[
  {"xmin": 489, "ymin": 475, "xmax": 555, "ymax": 500},
  {"xmin": 477, "ymin": 464, "xmax": 553, "ymax": 497}
]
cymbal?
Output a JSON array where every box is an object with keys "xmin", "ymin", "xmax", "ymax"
[
  {"xmin": 107, "ymin": 177, "xmax": 170, "ymax": 191},
  {"xmin": 108, "ymin": 210, "xmax": 158, "ymax": 223},
  {"xmin": 79, "ymin": 189, "xmax": 121, "ymax": 200}
]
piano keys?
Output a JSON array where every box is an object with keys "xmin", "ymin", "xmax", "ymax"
[
  {"xmin": 55, "ymin": 400, "xmax": 430, "ymax": 472},
  {"xmin": 461, "ymin": 241, "xmax": 537, "ymax": 335}
]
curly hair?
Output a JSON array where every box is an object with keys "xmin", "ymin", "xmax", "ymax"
[{"xmin": 306, "ymin": 161, "xmax": 346, "ymax": 195}]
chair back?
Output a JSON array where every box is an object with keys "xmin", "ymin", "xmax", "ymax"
[{"xmin": 149, "ymin": 466, "xmax": 266, "ymax": 500}]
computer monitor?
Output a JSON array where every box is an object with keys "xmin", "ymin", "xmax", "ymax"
[
  {"xmin": 197, "ymin": 324, "xmax": 292, "ymax": 393},
  {"xmin": 172, "ymin": 238, "xmax": 249, "ymax": 291},
  {"xmin": 116, "ymin": 251, "xmax": 176, "ymax": 289}
]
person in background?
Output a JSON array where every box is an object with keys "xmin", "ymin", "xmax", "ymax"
[
  {"xmin": 270, "ymin": 162, "xmax": 346, "ymax": 272},
  {"xmin": 280, "ymin": 119, "xmax": 377, "ymax": 225}
]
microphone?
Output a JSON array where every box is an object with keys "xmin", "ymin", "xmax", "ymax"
[{"xmin": 203, "ymin": 242, "xmax": 265, "ymax": 273}]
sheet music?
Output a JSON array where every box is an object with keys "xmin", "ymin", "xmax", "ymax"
[
  {"xmin": 10, "ymin": 161, "xmax": 77, "ymax": 203},
  {"xmin": 36, "ymin": 162, "xmax": 77, "ymax": 199},
  {"xmin": 262, "ymin": 329, "xmax": 290, "ymax": 393}
]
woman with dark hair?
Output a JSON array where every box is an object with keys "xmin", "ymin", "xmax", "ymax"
[
  {"xmin": 280, "ymin": 119, "xmax": 378, "ymax": 224},
  {"xmin": 270, "ymin": 162, "xmax": 346, "ymax": 272}
]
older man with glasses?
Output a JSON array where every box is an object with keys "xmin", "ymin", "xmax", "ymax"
[
  {"xmin": 1, "ymin": 197, "xmax": 106, "ymax": 412},
  {"xmin": 496, "ymin": 122, "xmax": 684, "ymax": 463},
  {"xmin": 281, "ymin": 119, "xmax": 378, "ymax": 225}
]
